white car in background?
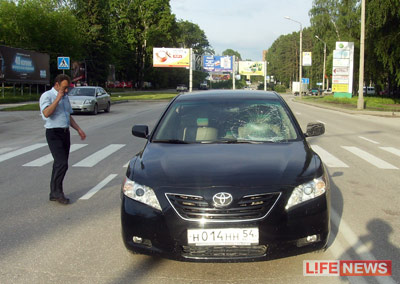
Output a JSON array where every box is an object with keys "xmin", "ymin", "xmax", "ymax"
[{"xmin": 68, "ymin": 86, "xmax": 111, "ymax": 115}]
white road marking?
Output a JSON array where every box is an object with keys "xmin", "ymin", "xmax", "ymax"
[
  {"xmin": 295, "ymin": 112, "xmax": 301, "ymax": 115},
  {"xmin": 123, "ymin": 161, "xmax": 129, "ymax": 167},
  {"xmin": 23, "ymin": 144, "xmax": 88, "ymax": 167},
  {"xmin": 316, "ymin": 120, "xmax": 326, "ymax": 124},
  {"xmin": 72, "ymin": 144, "xmax": 125, "ymax": 167},
  {"xmin": 358, "ymin": 136, "xmax": 380, "ymax": 144},
  {"xmin": 330, "ymin": 209, "xmax": 397, "ymax": 284},
  {"xmin": 0, "ymin": 143, "xmax": 47, "ymax": 163},
  {"xmin": 342, "ymin": 146, "xmax": 398, "ymax": 169},
  {"xmin": 311, "ymin": 145, "xmax": 349, "ymax": 168},
  {"xmin": 0, "ymin": 147, "xmax": 14, "ymax": 155},
  {"xmin": 79, "ymin": 174, "xmax": 118, "ymax": 200},
  {"xmin": 380, "ymin": 147, "xmax": 400, "ymax": 157}
]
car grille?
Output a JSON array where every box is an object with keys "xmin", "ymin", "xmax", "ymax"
[
  {"xmin": 182, "ymin": 245, "xmax": 267, "ymax": 258},
  {"xmin": 166, "ymin": 192, "xmax": 280, "ymax": 222}
]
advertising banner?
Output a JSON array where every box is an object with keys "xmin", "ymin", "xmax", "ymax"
[
  {"xmin": 238, "ymin": 61, "xmax": 265, "ymax": 76},
  {"xmin": 0, "ymin": 45, "xmax": 50, "ymax": 84},
  {"xmin": 332, "ymin": 42, "xmax": 354, "ymax": 96},
  {"xmin": 302, "ymin": 52, "xmax": 312, "ymax": 66},
  {"xmin": 153, "ymin": 48, "xmax": 190, "ymax": 68},
  {"xmin": 203, "ymin": 56, "xmax": 233, "ymax": 72}
]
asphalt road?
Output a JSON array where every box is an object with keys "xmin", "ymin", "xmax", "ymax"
[{"xmin": 0, "ymin": 94, "xmax": 399, "ymax": 284}]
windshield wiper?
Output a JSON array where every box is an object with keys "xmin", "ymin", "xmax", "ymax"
[
  {"xmin": 210, "ymin": 138, "xmax": 262, "ymax": 144},
  {"xmin": 152, "ymin": 139, "xmax": 189, "ymax": 144}
]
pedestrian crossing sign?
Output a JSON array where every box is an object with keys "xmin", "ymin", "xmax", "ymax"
[{"xmin": 57, "ymin": 57, "xmax": 70, "ymax": 70}]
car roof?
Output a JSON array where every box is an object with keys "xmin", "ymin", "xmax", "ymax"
[{"xmin": 175, "ymin": 90, "xmax": 282, "ymax": 102}]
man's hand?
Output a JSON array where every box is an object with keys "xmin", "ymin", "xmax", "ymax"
[{"xmin": 78, "ymin": 129, "xmax": 86, "ymax": 140}]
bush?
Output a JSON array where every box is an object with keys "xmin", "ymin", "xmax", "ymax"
[{"xmin": 274, "ymin": 85, "xmax": 287, "ymax": 93}]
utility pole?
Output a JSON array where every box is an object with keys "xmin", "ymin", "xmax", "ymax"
[
  {"xmin": 285, "ymin": 16, "xmax": 303, "ymax": 98},
  {"xmin": 189, "ymin": 48, "xmax": 193, "ymax": 92},
  {"xmin": 315, "ymin": 35, "xmax": 327, "ymax": 90},
  {"xmin": 357, "ymin": 0, "xmax": 365, "ymax": 109},
  {"xmin": 232, "ymin": 56, "xmax": 236, "ymax": 90}
]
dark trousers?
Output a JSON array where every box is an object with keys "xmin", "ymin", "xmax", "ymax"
[{"xmin": 46, "ymin": 128, "xmax": 71, "ymax": 198}]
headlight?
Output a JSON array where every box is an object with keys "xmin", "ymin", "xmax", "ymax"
[
  {"xmin": 285, "ymin": 176, "xmax": 326, "ymax": 210},
  {"xmin": 83, "ymin": 99, "xmax": 93, "ymax": 104},
  {"xmin": 122, "ymin": 177, "xmax": 161, "ymax": 211}
]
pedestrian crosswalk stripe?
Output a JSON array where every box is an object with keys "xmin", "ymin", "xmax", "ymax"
[
  {"xmin": 311, "ymin": 145, "xmax": 349, "ymax": 168},
  {"xmin": 23, "ymin": 144, "xmax": 88, "ymax": 167},
  {"xmin": 358, "ymin": 136, "xmax": 380, "ymax": 144},
  {"xmin": 342, "ymin": 146, "xmax": 398, "ymax": 169},
  {"xmin": 79, "ymin": 174, "xmax": 118, "ymax": 200},
  {"xmin": 72, "ymin": 144, "xmax": 125, "ymax": 167},
  {"xmin": 379, "ymin": 147, "xmax": 400, "ymax": 157},
  {"xmin": 0, "ymin": 143, "xmax": 47, "ymax": 163},
  {"xmin": 123, "ymin": 161, "xmax": 129, "ymax": 167},
  {"xmin": 0, "ymin": 147, "xmax": 14, "ymax": 155}
]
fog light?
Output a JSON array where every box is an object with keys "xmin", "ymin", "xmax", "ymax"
[
  {"xmin": 132, "ymin": 236, "xmax": 143, "ymax": 243},
  {"xmin": 306, "ymin": 235, "xmax": 318, "ymax": 243},
  {"xmin": 296, "ymin": 234, "xmax": 320, "ymax": 247}
]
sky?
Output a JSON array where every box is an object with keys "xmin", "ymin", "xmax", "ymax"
[{"xmin": 170, "ymin": 0, "xmax": 314, "ymax": 61}]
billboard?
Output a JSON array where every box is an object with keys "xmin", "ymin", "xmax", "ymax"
[
  {"xmin": 0, "ymin": 45, "xmax": 50, "ymax": 84},
  {"xmin": 332, "ymin": 42, "xmax": 354, "ymax": 95},
  {"xmin": 153, "ymin": 48, "xmax": 190, "ymax": 68},
  {"xmin": 302, "ymin": 52, "xmax": 312, "ymax": 66},
  {"xmin": 238, "ymin": 61, "xmax": 265, "ymax": 76},
  {"xmin": 203, "ymin": 56, "xmax": 233, "ymax": 72}
]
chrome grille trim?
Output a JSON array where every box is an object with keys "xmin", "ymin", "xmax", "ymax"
[
  {"xmin": 165, "ymin": 192, "xmax": 281, "ymax": 223},
  {"xmin": 182, "ymin": 245, "xmax": 268, "ymax": 258}
]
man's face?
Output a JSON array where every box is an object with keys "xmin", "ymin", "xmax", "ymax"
[{"xmin": 55, "ymin": 80, "xmax": 70, "ymax": 93}]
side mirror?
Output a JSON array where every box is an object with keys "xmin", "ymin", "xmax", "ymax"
[
  {"xmin": 305, "ymin": 122, "xmax": 325, "ymax": 137},
  {"xmin": 132, "ymin": 125, "xmax": 149, "ymax": 139}
]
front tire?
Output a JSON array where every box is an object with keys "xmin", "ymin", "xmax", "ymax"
[
  {"xmin": 104, "ymin": 102, "xmax": 110, "ymax": 113},
  {"xmin": 92, "ymin": 104, "xmax": 98, "ymax": 115}
]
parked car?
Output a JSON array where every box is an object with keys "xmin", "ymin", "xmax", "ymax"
[
  {"xmin": 176, "ymin": 84, "xmax": 188, "ymax": 92},
  {"xmin": 363, "ymin": 86, "xmax": 375, "ymax": 95},
  {"xmin": 68, "ymin": 86, "xmax": 111, "ymax": 115},
  {"xmin": 199, "ymin": 82, "xmax": 208, "ymax": 90},
  {"xmin": 308, "ymin": 88, "xmax": 322, "ymax": 96},
  {"xmin": 121, "ymin": 90, "xmax": 330, "ymax": 262}
]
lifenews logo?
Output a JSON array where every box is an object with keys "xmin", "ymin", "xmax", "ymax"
[{"xmin": 303, "ymin": 260, "xmax": 392, "ymax": 276}]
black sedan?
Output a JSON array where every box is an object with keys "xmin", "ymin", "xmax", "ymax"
[{"xmin": 121, "ymin": 90, "xmax": 330, "ymax": 262}]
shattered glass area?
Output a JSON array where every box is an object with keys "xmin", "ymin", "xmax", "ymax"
[{"xmin": 154, "ymin": 100, "xmax": 299, "ymax": 143}]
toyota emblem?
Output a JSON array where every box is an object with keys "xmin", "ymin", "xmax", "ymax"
[{"xmin": 212, "ymin": 192, "xmax": 233, "ymax": 207}]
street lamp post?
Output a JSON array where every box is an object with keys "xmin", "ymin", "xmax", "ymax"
[
  {"xmin": 315, "ymin": 35, "xmax": 327, "ymax": 91},
  {"xmin": 357, "ymin": 0, "xmax": 365, "ymax": 109},
  {"xmin": 285, "ymin": 16, "xmax": 303, "ymax": 98}
]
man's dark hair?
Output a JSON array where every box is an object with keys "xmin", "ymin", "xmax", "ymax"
[{"xmin": 54, "ymin": 74, "xmax": 71, "ymax": 85}]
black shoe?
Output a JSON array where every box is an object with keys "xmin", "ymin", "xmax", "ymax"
[{"xmin": 49, "ymin": 196, "xmax": 70, "ymax": 204}]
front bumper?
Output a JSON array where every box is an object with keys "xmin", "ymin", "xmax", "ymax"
[
  {"xmin": 121, "ymin": 192, "xmax": 330, "ymax": 262},
  {"xmin": 71, "ymin": 103, "xmax": 94, "ymax": 113}
]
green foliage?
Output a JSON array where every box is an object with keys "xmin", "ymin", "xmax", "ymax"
[
  {"xmin": 274, "ymin": 85, "xmax": 287, "ymax": 93},
  {"xmin": 222, "ymin": 49, "xmax": 242, "ymax": 60},
  {"xmin": 268, "ymin": 0, "xmax": 399, "ymax": 97}
]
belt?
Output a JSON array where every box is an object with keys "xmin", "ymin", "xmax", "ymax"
[{"xmin": 47, "ymin": 127, "xmax": 70, "ymax": 132}]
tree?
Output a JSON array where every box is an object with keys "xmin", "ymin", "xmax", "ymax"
[{"xmin": 222, "ymin": 49, "xmax": 242, "ymax": 60}]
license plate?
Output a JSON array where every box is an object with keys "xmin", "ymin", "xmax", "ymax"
[{"xmin": 187, "ymin": 228, "xmax": 259, "ymax": 246}]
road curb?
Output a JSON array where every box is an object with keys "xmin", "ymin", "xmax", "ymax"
[{"xmin": 291, "ymin": 98, "xmax": 400, "ymax": 118}]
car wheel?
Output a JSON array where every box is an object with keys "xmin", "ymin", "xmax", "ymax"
[
  {"xmin": 104, "ymin": 102, "xmax": 110, "ymax": 113},
  {"xmin": 92, "ymin": 104, "xmax": 98, "ymax": 115}
]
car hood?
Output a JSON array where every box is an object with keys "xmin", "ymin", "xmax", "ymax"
[
  {"xmin": 68, "ymin": 96, "xmax": 95, "ymax": 101},
  {"xmin": 130, "ymin": 142, "xmax": 321, "ymax": 189}
]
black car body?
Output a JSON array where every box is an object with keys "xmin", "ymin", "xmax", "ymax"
[{"xmin": 121, "ymin": 90, "xmax": 330, "ymax": 262}]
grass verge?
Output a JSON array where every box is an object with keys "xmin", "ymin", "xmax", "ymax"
[{"xmin": 297, "ymin": 95, "xmax": 400, "ymax": 112}]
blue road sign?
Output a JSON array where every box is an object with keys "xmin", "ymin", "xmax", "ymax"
[
  {"xmin": 57, "ymin": 57, "xmax": 70, "ymax": 70},
  {"xmin": 301, "ymin": 78, "xmax": 309, "ymax": 84}
]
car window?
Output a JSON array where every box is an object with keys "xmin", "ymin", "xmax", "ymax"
[
  {"xmin": 153, "ymin": 99, "xmax": 299, "ymax": 143},
  {"xmin": 68, "ymin": 88, "xmax": 96, "ymax": 97}
]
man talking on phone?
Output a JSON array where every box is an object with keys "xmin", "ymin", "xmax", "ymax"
[{"xmin": 40, "ymin": 74, "xmax": 86, "ymax": 204}]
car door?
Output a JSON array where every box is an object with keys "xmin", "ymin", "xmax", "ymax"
[{"xmin": 95, "ymin": 88, "xmax": 105, "ymax": 110}]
